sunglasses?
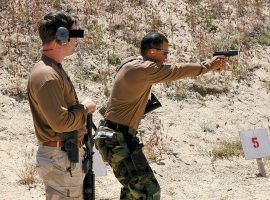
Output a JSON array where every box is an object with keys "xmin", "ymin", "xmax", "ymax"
[{"xmin": 154, "ymin": 48, "xmax": 169, "ymax": 57}]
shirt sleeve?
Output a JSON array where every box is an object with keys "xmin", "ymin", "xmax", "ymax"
[
  {"xmin": 141, "ymin": 62, "xmax": 207, "ymax": 85},
  {"xmin": 35, "ymin": 79, "xmax": 88, "ymax": 133}
]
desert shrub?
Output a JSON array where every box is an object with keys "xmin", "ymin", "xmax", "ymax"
[
  {"xmin": 107, "ymin": 52, "xmax": 121, "ymax": 66},
  {"xmin": 17, "ymin": 148, "xmax": 37, "ymax": 185},
  {"xmin": 210, "ymin": 140, "xmax": 243, "ymax": 162},
  {"xmin": 250, "ymin": 32, "xmax": 270, "ymax": 46},
  {"xmin": 200, "ymin": 120, "xmax": 214, "ymax": 133}
]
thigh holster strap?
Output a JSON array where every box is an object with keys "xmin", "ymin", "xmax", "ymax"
[{"xmin": 122, "ymin": 150, "xmax": 152, "ymax": 178}]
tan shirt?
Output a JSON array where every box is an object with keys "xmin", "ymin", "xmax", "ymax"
[
  {"xmin": 27, "ymin": 55, "xmax": 87, "ymax": 142},
  {"xmin": 105, "ymin": 58, "xmax": 209, "ymax": 130}
]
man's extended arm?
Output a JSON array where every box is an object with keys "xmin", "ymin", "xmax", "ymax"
[{"xmin": 137, "ymin": 56, "xmax": 226, "ymax": 85}]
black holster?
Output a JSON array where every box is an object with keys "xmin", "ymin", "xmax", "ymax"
[
  {"xmin": 121, "ymin": 130, "xmax": 152, "ymax": 179},
  {"xmin": 62, "ymin": 131, "xmax": 79, "ymax": 163},
  {"xmin": 122, "ymin": 149, "xmax": 152, "ymax": 178}
]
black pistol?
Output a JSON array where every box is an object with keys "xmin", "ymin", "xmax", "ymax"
[
  {"xmin": 144, "ymin": 93, "xmax": 162, "ymax": 114},
  {"xmin": 213, "ymin": 50, "xmax": 238, "ymax": 57}
]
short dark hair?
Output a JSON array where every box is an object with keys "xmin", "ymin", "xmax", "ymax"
[
  {"xmin": 140, "ymin": 32, "xmax": 168, "ymax": 57},
  {"xmin": 38, "ymin": 11, "xmax": 77, "ymax": 44}
]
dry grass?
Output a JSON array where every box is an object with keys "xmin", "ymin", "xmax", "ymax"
[
  {"xmin": 184, "ymin": 0, "xmax": 267, "ymax": 83},
  {"xmin": 16, "ymin": 148, "xmax": 37, "ymax": 185},
  {"xmin": 84, "ymin": 20, "xmax": 105, "ymax": 51},
  {"xmin": 139, "ymin": 117, "xmax": 172, "ymax": 162},
  {"xmin": 1, "ymin": 0, "xmax": 267, "ymax": 102},
  {"xmin": 190, "ymin": 83, "xmax": 229, "ymax": 97},
  {"xmin": 263, "ymin": 81, "xmax": 270, "ymax": 92},
  {"xmin": 251, "ymin": 32, "xmax": 270, "ymax": 46},
  {"xmin": 165, "ymin": 81, "xmax": 188, "ymax": 101},
  {"xmin": 107, "ymin": 51, "xmax": 121, "ymax": 66},
  {"xmin": 1, "ymin": 78, "xmax": 27, "ymax": 102},
  {"xmin": 210, "ymin": 140, "xmax": 243, "ymax": 162}
]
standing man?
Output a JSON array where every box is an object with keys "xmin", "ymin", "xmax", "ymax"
[
  {"xmin": 94, "ymin": 32, "xmax": 226, "ymax": 199},
  {"xmin": 27, "ymin": 11, "xmax": 96, "ymax": 199}
]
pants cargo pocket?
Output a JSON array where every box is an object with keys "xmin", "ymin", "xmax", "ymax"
[
  {"xmin": 94, "ymin": 128, "xmax": 117, "ymax": 162},
  {"xmin": 46, "ymin": 185, "xmax": 83, "ymax": 199},
  {"xmin": 52, "ymin": 150, "xmax": 70, "ymax": 172},
  {"xmin": 36, "ymin": 156, "xmax": 54, "ymax": 181}
]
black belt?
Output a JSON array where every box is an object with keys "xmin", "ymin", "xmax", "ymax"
[
  {"xmin": 104, "ymin": 120, "xmax": 137, "ymax": 135},
  {"xmin": 104, "ymin": 120, "xmax": 139, "ymax": 152}
]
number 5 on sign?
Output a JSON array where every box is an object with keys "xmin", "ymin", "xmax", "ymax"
[
  {"xmin": 252, "ymin": 137, "xmax": 259, "ymax": 148},
  {"xmin": 239, "ymin": 128, "xmax": 270, "ymax": 160}
]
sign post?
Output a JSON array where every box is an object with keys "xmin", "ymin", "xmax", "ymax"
[
  {"xmin": 239, "ymin": 128, "xmax": 270, "ymax": 177},
  {"xmin": 256, "ymin": 158, "xmax": 266, "ymax": 177}
]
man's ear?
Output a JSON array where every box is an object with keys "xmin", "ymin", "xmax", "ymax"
[
  {"xmin": 42, "ymin": 40, "xmax": 58, "ymax": 51},
  {"xmin": 145, "ymin": 50, "xmax": 152, "ymax": 58},
  {"xmin": 145, "ymin": 49, "xmax": 157, "ymax": 60}
]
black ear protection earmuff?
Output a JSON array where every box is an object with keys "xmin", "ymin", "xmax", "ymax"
[
  {"xmin": 55, "ymin": 27, "xmax": 84, "ymax": 45},
  {"xmin": 56, "ymin": 27, "xmax": 69, "ymax": 45}
]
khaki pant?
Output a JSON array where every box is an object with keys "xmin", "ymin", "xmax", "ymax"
[{"xmin": 36, "ymin": 146, "xmax": 85, "ymax": 200}]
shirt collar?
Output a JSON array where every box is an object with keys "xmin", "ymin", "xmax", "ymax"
[{"xmin": 41, "ymin": 55, "xmax": 62, "ymax": 68}]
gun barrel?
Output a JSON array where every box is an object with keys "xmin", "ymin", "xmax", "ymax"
[{"xmin": 213, "ymin": 50, "xmax": 238, "ymax": 57}]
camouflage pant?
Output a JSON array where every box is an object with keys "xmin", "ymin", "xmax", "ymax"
[
  {"xmin": 36, "ymin": 146, "xmax": 85, "ymax": 200},
  {"xmin": 94, "ymin": 126, "xmax": 160, "ymax": 200}
]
